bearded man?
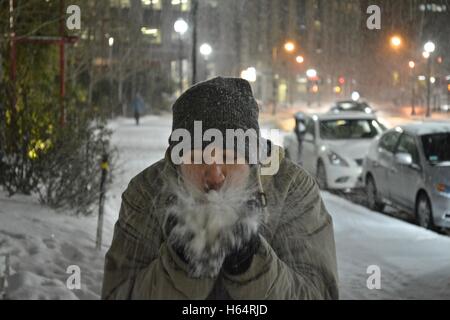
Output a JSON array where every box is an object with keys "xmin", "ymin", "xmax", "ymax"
[{"xmin": 101, "ymin": 77, "xmax": 339, "ymax": 300}]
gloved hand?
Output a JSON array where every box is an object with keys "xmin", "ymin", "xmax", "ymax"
[
  {"xmin": 163, "ymin": 191, "xmax": 265, "ymax": 279},
  {"xmin": 222, "ymin": 197, "xmax": 263, "ymax": 275},
  {"xmin": 163, "ymin": 193, "xmax": 233, "ymax": 279}
]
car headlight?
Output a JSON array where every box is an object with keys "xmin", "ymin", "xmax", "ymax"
[{"xmin": 327, "ymin": 151, "xmax": 349, "ymax": 167}]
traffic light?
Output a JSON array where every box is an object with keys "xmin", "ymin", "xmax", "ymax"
[{"xmin": 338, "ymin": 76, "xmax": 345, "ymax": 85}]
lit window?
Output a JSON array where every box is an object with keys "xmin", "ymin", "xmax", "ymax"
[
  {"xmin": 141, "ymin": 0, "xmax": 161, "ymax": 10},
  {"xmin": 111, "ymin": 0, "xmax": 130, "ymax": 8},
  {"xmin": 141, "ymin": 27, "xmax": 161, "ymax": 44},
  {"xmin": 172, "ymin": 0, "xmax": 190, "ymax": 11}
]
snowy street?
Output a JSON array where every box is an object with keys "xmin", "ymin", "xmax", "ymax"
[{"xmin": 1, "ymin": 115, "xmax": 450, "ymax": 299}]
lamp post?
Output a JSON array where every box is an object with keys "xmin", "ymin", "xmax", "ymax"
[
  {"xmin": 306, "ymin": 69, "xmax": 317, "ymax": 107},
  {"xmin": 108, "ymin": 37, "xmax": 114, "ymax": 118},
  {"xmin": 199, "ymin": 43, "xmax": 212, "ymax": 80},
  {"xmin": 174, "ymin": 18, "xmax": 188, "ymax": 94},
  {"xmin": 408, "ymin": 60, "xmax": 416, "ymax": 116},
  {"xmin": 423, "ymin": 41, "xmax": 435, "ymax": 117},
  {"xmin": 283, "ymin": 41, "xmax": 295, "ymax": 107}
]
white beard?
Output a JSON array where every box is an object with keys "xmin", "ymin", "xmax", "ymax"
[{"xmin": 164, "ymin": 169, "xmax": 262, "ymax": 278}]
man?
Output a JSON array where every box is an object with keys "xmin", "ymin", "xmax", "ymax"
[{"xmin": 102, "ymin": 77, "xmax": 339, "ymax": 299}]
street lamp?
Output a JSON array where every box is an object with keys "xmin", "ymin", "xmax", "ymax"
[
  {"xmin": 390, "ymin": 35, "xmax": 402, "ymax": 49},
  {"xmin": 423, "ymin": 41, "xmax": 436, "ymax": 117},
  {"xmin": 424, "ymin": 41, "xmax": 435, "ymax": 54},
  {"xmin": 199, "ymin": 43, "xmax": 212, "ymax": 57},
  {"xmin": 296, "ymin": 55, "xmax": 304, "ymax": 64},
  {"xmin": 284, "ymin": 41, "xmax": 295, "ymax": 53},
  {"xmin": 199, "ymin": 43, "xmax": 212, "ymax": 80},
  {"xmin": 306, "ymin": 69, "xmax": 318, "ymax": 106},
  {"xmin": 108, "ymin": 37, "xmax": 114, "ymax": 118},
  {"xmin": 174, "ymin": 18, "xmax": 189, "ymax": 93},
  {"xmin": 408, "ymin": 60, "xmax": 416, "ymax": 115},
  {"xmin": 241, "ymin": 67, "xmax": 257, "ymax": 83},
  {"xmin": 306, "ymin": 69, "xmax": 317, "ymax": 79},
  {"xmin": 351, "ymin": 91, "xmax": 360, "ymax": 101}
]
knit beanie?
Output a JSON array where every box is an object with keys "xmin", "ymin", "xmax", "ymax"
[{"xmin": 169, "ymin": 77, "xmax": 260, "ymax": 161}]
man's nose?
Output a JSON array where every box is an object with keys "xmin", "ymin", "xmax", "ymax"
[{"xmin": 204, "ymin": 164, "xmax": 225, "ymax": 191}]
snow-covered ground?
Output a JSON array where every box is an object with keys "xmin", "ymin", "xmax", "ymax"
[{"xmin": 1, "ymin": 115, "xmax": 449, "ymax": 299}]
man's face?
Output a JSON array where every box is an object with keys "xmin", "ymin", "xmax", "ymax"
[{"xmin": 179, "ymin": 149, "xmax": 250, "ymax": 193}]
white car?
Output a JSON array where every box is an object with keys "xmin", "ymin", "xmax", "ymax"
[{"xmin": 283, "ymin": 112, "xmax": 386, "ymax": 190}]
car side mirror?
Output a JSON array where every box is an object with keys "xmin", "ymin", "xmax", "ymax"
[{"xmin": 395, "ymin": 152, "xmax": 413, "ymax": 166}]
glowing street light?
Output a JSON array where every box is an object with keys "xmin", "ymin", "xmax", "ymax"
[
  {"xmin": 424, "ymin": 41, "xmax": 435, "ymax": 53},
  {"xmin": 423, "ymin": 41, "xmax": 436, "ymax": 117},
  {"xmin": 174, "ymin": 18, "xmax": 189, "ymax": 93},
  {"xmin": 241, "ymin": 67, "xmax": 257, "ymax": 82},
  {"xmin": 390, "ymin": 35, "xmax": 402, "ymax": 48},
  {"xmin": 408, "ymin": 61, "xmax": 415, "ymax": 69},
  {"xmin": 296, "ymin": 55, "xmax": 304, "ymax": 64},
  {"xmin": 199, "ymin": 43, "xmax": 212, "ymax": 80},
  {"xmin": 199, "ymin": 43, "xmax": 212, "ymax": 58},
  {"xmin": 351, "ymin": 91, "xmax": 360, "ymax": 101},
  {"xmin": 306, "ymin": 69, "xmax": 317, "ymax": 79},
  {"xmin": 284, "ymin": 41, "xmax": 295, "ymax": 52},
  {"xmin": 108, "ymin": 37, "xmax": 114, "ymax": 47},
  {"xmin": 174, "ymin": 18, "xmax": 188, "ymax": 35}
]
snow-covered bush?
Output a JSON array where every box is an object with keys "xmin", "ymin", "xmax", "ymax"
[{"xmin": 0, "ymin": 84, "xmax": 115, "ymax": 216}]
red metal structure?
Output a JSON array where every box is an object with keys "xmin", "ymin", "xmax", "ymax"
[{"xmin": 9, "ymin": 0, "xmax": 78, "ymax": 125}]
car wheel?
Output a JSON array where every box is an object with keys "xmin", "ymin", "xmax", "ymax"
[
  {"xmin": 366, "ymin": 176, "xmax": 385, "ymax": 212},
  {"xmin": 316, "ymin": 160, "xmax": 328, "ymax": 190},
  {"xmin": 416, "ymin": 193, "xmax": 434, "ymax": 230}
]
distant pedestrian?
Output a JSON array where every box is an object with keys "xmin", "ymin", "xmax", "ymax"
[{"xmin": 132, "ymin": 93, "xmax": 145, "ymax": 125}]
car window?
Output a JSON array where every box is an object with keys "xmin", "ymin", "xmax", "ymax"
[
  {"xmin": 421, "ymin": 133, "xmax": 450, "ymax": 164},
  {"xmin": 319, "ymin": 119, "xmax": 380, "ymax": 140},
  {"xmin": 379, "ymin": 131, "xmax": 401, "ymax": 153},
  {"xmin": 396, "ymin": 134, "xmax": 420, "ymax": 164}
]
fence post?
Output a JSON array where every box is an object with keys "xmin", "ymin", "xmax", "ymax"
[{"xmin": 96, "ymin": 154, "xmax": 109, "ymax": 250}]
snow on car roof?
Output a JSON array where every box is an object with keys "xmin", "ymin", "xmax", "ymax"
[
  {"xmin": 400, "ymin": 121, "xmax": 450, "ymax": 136},
  {"xmin": 309, "ymin": 112, "xmax": 378, "ymax": 121}
]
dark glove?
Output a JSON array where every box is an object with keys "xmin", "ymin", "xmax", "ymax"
[
  {"xmin": 222, "ymin": 196, "xmax": 264, "ymax": 275},
  {"xmin": 223, "ymin": 233, "xmax": 260, "ymax": 275}
]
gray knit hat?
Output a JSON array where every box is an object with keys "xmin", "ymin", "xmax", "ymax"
[{"xmin": 169, "ymin": 77, "xmax": 260, "ymax": 153}]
